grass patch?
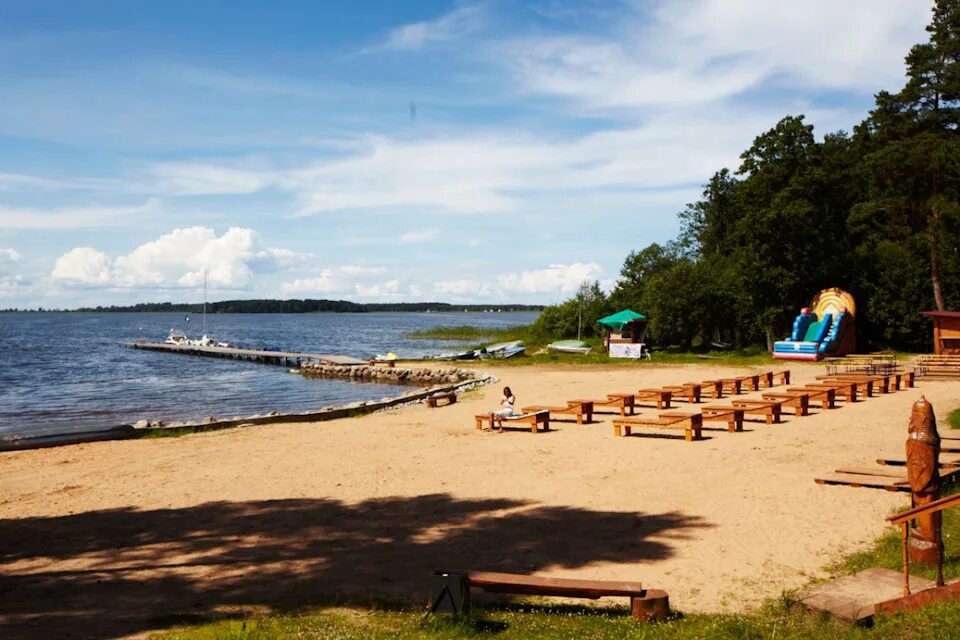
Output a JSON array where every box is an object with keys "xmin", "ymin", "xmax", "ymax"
[
  {"xmin": 948, "ymin": 408, "xmax": 960, "ymax": 430},
  {"xmin": 405, "ymin": 325, "xmax": 529, "ymax": 342}
]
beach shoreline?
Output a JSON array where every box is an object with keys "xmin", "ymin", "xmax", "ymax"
[{"xmin": 1, "ymin": 361, "xmax": 955, "ymax": 638}]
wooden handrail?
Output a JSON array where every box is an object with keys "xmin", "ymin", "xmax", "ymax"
[{"xmin": 887, "ymin": 492, "xmax": 960, "ymax": 526}]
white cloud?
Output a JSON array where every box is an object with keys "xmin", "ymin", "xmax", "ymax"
[
  {"xmin": 0, "ymin": 200, "xmax": 161, "ymax": 230},
  {"xmin": 343, "ymin": 228, "xmax": 440, "ymax": 246},
  {"xmin": 52, "ymin": 247, "xmax": 113, "ymax": 287},
  {"xmin": 433, "ymin": 278, "xmax": 491, "ymax": 297},
  {"xmin": 151, "ymin": 163, "xmax": 275, "ymax": 196},
  {"xmin": 505, "ymin": 0, "xmax": 929, "ymax": 110},
  {"xmin": 0, "ymin": 247, "xmax": 25, "ymax": 292},
  {"xmin": 151, "ymin": 111, "xmax": 762, "ymax": 217},
  {"xmin": 377, "ymin": 5, "xmax": 484, "ymax": 51},
  {"xmin": 51, "ymin": 227, "xmax": 308, "ymax": 290},
  {"xmin": 497, "ymin": 262, "xmax": 603, "ymax": 294},
  {"xmin": 280, "ymin": 266, "xmax": 389, "ymax": 296}
]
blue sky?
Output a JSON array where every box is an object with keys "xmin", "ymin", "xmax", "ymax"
[{"xmin": 0, "ymin": 0, "xmax": 934, "ymax": 307}]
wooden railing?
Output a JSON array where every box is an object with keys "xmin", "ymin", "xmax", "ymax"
[{"xmin": 887, "ymin": 492, "xmax": 960, "ymax": 595}]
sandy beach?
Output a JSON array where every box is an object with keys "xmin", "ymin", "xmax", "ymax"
[{"xmin": 1, "ymin": 362, "xmax": 957, "ymax": 638}]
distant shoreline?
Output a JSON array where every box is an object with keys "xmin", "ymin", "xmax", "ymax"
[{"xmin": 0, "ymin": 300, "xmax": 544, "ymax": 314}]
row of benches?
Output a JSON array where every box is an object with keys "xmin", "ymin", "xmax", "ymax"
[
  {"xmin": 473, "ymin": 369, "xmax": 792, "ymax": 436},
  {"xmin": 608, "ymin": 369, "xmax": 917, "ymax": 442}
]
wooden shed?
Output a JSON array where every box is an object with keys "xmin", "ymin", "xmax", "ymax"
[{"xmin": 920, "ymin": 310, "xmax": 960, "ymax": 355}]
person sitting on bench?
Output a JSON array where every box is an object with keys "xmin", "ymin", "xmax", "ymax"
[{"xmin": 488, "ymin": 386, "xmax": 516, "ymax": 432}]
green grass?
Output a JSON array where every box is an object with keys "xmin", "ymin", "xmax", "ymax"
[
  {"xmin": 948, "ymin": 408, "xmax": 960, "ymax": 430},
  {"xmin": 406, "ymin": 324, "xmax": 776, "ymax": 367}
]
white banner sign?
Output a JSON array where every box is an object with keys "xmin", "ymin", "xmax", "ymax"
[{"xmin": 609, "ymin": 343, "xmax": 646, "ymax": 359}]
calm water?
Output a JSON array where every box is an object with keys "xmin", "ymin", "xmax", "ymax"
[{"xmin": 0, "ymin": 311, "xmax": 537, "ymax": 438}]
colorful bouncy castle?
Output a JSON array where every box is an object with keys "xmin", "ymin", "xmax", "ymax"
[{"xmin": 772, "ymin": 288, "xmax": 856, "ymax": 361}]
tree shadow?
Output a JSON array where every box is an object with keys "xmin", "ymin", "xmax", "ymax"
[{"xmin": 0, "ymin": 494, "xmax": 711, "ymax": 639}]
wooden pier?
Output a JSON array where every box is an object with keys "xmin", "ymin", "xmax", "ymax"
[{"xmin": 123, "ymin": 341, "xmax": 368, "ymax": 367}]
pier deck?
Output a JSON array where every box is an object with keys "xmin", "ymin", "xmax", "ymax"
[{"xmin": 123, "ymin": 341, "xmax": 367, "ymax": 366}]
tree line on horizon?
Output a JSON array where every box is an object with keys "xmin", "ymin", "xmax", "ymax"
[
  {"xmin": 536, "ymin": 0, "xmax": 960, "ymax": 352},
  {"xmin": 57, "ymin": 300, "xmax": 544, "ymax": 314}
]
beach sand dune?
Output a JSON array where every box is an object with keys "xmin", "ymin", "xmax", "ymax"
[{"xmin": 0, "ymin": 363, "xmax": 956, "ymax": 638}]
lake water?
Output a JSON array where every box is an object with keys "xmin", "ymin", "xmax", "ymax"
[{"xmin": 0, "ymin": 311, "xmax": 537, "ymax": 438}]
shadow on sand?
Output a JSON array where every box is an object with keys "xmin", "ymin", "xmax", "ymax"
[{"xmin": 0, "ymin": 494, "xmax": 711, "ymax": 638}]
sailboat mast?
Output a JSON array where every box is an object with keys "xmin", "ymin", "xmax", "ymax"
[{"xmin": 203, "ymin": 269, "xmax": 207, "ymax": 336}]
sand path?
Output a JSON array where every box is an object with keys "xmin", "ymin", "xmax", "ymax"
[{"xmin": 1, "ymin": 363, "xmax": 957, "ymax": 638}]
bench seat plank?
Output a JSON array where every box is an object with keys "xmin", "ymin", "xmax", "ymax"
[{"xmin": 467, "ymin": 571, "xmax": 644, "ymax": 598}]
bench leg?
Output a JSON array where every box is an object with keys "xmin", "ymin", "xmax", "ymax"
[
  {"xmin": 631, "ymin": 590, "xmax": 670, "ymax": 622},
  {"xmin": 614, "ymin": 425, "xmax": 621, "ymax": 437}
]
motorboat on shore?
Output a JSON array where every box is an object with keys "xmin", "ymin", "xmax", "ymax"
[
  {"xmin": 479, "ymin": 340, "xmax": 525, "ymax": 359},
  {"xmin": 547, "ymin": 339, "xmax": 592, "ymax": 355}
]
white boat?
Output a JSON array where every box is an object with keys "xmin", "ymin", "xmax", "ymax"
[
  {"xmin": 165, "ymin": 330, "xmax": 190, "ymax": 345},
  {"xmin": 548, "ymin": 340, "xmax": 592, "ymax": 355},
  {"xmin": 479, "ymin": 341, "xmax": 525, "ymax": 359}
]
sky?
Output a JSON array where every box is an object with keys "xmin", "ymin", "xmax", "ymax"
[{"xmin": 0, "ymin": 0, "xmax": 935, "ymax": 308}]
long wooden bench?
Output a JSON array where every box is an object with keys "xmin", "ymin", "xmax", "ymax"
[
  {"xmin": 464, "ymin": 571, "xmax": 669, "ymax": 621},
  {"xmin": 830, "ymin": 374, "xmax": 889, "ymax": 394},
  {"xmin": 707, "ymin": 378, "xmax": 742, "ymax": 395},
  {"xmin": 635, "ymin": 389, "xmax": 672, "ymax": 409},
  {"xmin": 426, "ymin": 391, "xmax": 457, "ymax": 408},
  {"xmin": 822, "ymin": 376, "xmax": 877, "ymax": 397},
  {"xmin": 661, "ymin": 383, "xmax": 701, "ymax": 404},
  {"xmin": 761, "ymin": 392, "xmax": 809, "ymax": 417},
  {"xmin": 806, "ymin": 381, "xmax": 858, "ymax": 403},
  {"xmin": 612, "ymin": 412, "xmax": 703, "ymax": 441},
  {"xmin": 585, "ymin": 394, "xmax": 635, "ymax": 416},
  {"xmin": 699, "ymin": 406, "xmax": 744, "ymax": 432},
  {"xmin": 715, "ymin": 399, "xmax": 782, "ymax": 424},
  {"xmin": 773, "ymin": 369, "xmax": 791, "ymax": 385},
  {"xmin": 787, "ymin": 386, "xmax": 836, "ymax": 409},
  {"xmin": 736, "ymin": 374, "xmax": 761, "ymax": 391},
  {"xmin": 475, "ymin": 411, "xmax": 550, "ymax": 433},
  {"xmin": 521, "ymin": 401, "xmax": 594, "ymax": 424},
  {"xmin": 699, "ymin": 379, "xmax": 723, "ymax": 399}
]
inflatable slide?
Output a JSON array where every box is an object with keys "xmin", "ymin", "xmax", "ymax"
[{"xmin": 772, "ymin": 288, "xmax": 856, "ymax": 361}]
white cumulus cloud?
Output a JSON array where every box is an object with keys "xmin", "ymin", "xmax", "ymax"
[
  {"xmin": 51, "ymin": 227, "xmax": 308, "ymax": 290},
  {"xmin": 497, "ymin": 262, "xmax": 603, "ymax": 294}
]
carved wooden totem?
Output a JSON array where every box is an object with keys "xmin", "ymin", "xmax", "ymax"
[{"xmin": 905, "ymin": 396, "xmax": 943, "ymax": 566}]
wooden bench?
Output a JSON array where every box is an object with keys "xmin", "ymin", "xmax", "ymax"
[
  {"xmin": 635, "ymin": 389, "xmax": 672, "ymax": 410},
  {"xmin": 787, "ymin": 386, "xmax": 836, "ymax": 409},
  {"xmin": 426, "ymin": 391, "xmax": 457, "ymax": 408},
  {"xmin": 464, "ymin": 571, "xmax": 669, "ymax": 621},
  {"xmin": 522, "ymin": 400, "xmax": 594, "ymax": 425},
  {"xmin": 773, "ymin": 369, "xmax": 791, "ymax": 385},
  {"xmin": 833, "ymin": 374, "xmax": 890, "ymax": 394},
  {"xmin": 661, "ymin": 383, "xmax": 701, "ymax": 404},
  {"xmin": 707, "ymin": 378, "xmax": 742, "ymax": 395},
  {"xmin": 475, "ymin": 411, "xmax": 550, "ymax": 433},
  {"xmin": 761, "ymin": 392, "xmax": 809, "ymax": 417},
  {"xmin": 806, "ymin": 381, "xmax": 858, "ymax": 403},
  {"xmin": 586, "ymin": 394, "xmax": 635, "ymax": 416},
  {"xmin": 699, "ymin": 379, "xmax": 723, "ymax": 399},
  {"xmin": 736, "ymin": 374, "xmax": 761, "ymax": 391},
  {"xmin": 612, "ymin": 412, "xmax": 703, "ymax": 441},
  {"xmin": 822, "ymin": 376, "xmax": 876, "ymax": 397},
  {"xmin": 723, "ymin": 400, "xmax": 782, "ymax": 424},
  {"xmin": 699, "ymin": 406, "xmax": 744, "ymax": 432},
  {"xmin": 759, "ymin": 371, "xmax": 775, "ymax": 388},
  {"xmin": 369, "ymin": 359, "xmax": 396, "ymax": 367}
]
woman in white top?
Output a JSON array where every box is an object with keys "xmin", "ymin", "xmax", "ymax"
[{"xmin": 489, "ymin": 386, "xmax": 515, "ymax": 432}]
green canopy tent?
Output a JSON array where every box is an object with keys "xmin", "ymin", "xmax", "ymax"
[
  {"xmin": 597, "ymin": 309, "xmax": 647, "ymax": 332},
  {"xmin": 598, "ymin": 310, "xmax": 649, "ymax": 357}
]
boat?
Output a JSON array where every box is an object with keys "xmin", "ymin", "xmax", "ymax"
[
  {"xmin": 165, "ymin": 329, "xmax": 190, "ymax": 345},
  {"xmin": 479, "ymin": 340, "xmax": 526, "ymax": 359},
  {"xmin": 548, "ymin": 339, "xmax": 592, "ymax": 355},
  {"xmin": 428, "ymin": 349, "xmax": 479, "ymax": 361}
]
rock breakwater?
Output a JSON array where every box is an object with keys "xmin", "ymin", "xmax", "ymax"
[{"xmin": 299, "ymin": 362, "xmax": 475, "ymax": 386}]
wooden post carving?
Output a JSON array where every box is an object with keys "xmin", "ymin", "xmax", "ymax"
[{"xmin": 905, "ymin": 396, "xmax": 943, "ymax": 574}]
